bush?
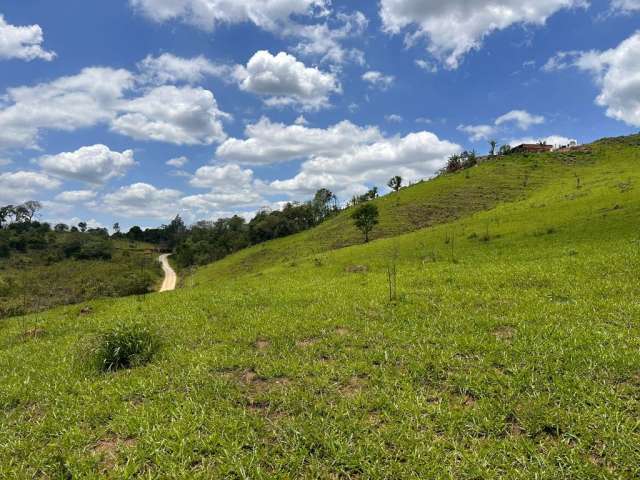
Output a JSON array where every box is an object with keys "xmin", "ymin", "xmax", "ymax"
[
  {"xmin": 77, "ymin": 240, "xmax": 112, "ymax": 260},
  {"xmin": 92, "ymin": 324, "xmax": 159, "ymax": 372}
]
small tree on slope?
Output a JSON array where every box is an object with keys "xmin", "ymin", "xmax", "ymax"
[{"xmin": 351, "ymin": 203, "xmax": 379, "ymax": 243}]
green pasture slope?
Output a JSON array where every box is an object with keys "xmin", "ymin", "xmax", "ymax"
[{"xmin": 1, "ymin": 134, "xmax": 640, "ymax": 478}]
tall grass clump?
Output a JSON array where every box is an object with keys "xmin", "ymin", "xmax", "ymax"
[{"xmin": 91, "ymin": 323, "xmax": 160, "ymax": 372}]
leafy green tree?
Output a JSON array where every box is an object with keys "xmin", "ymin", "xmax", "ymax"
[
  {"xmin": 489, "ymin": 140, "xmax": 497, "ymax": 156},
  {"xmin": 446, "ymin": 154, "xmax": 462, "ymax": 173},
  {"xmin": 351, "ymin": 203, "xmax": 379, "ymax": 243},
  {"xmin": 499, "ymin": 144, "xmax": 512, "ymax": 156},
  {"xmin": 387, "ymin": 176, "xmax": 402, "ymax": 192},
  {"xmin": 54, "ymin": 223, "xmax": 69, "ymax": 232},
  {"xmin": 0, "ymin": 205, "xmax": 14, "ymax": 228},
  {"xmin": 113, "ymin": 222, "xmax": 121, "ymax": 234},
  {"xmin": 78, "ymin": 222, "xmax": 88, "ymax": 233}
]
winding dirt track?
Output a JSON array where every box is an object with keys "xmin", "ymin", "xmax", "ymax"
[{"xmin": 159, "ymin": 254, "xmax": 177, "ymax": 292}]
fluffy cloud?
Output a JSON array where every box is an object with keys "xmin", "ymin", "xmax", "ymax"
[
  {"xmin": 111, "ymin": 85, "xmax": 230, "ymax": 145},
  {"xmin": 235, "ymin": 51, "xmax": 340, "ymax": 109},
  {"xmin": 102, "ymin": 183, "xmax": 182, "ymax": 219},
  {"xmin": 459, "ymin": 109, "xmax": 545, "ymax": 141},
  {"xmin": 385, "ymin": 114, "xmax": 403, "ymax": 123},
  {"xmin": 216, "ymin": 117, "xmax": 382, "ymax": 165},
  {"xmin": 54, "ymin": 190, "xmax": 97, "ymax": 203},
  {"xmin": 0, "ymin": 63, "xmax": 231, "ymax": 149},
  {"xmin": 0, "ymin": 15, "xmax": 56, "ymax": 61},
  {"xmin": 495, "ymin": 110, "xmax": 545, "ymax": 130},
  {"xmin": 546, "ymin": 33, "xmax": 640, "ymax": 127},
  {"xmin": 287, "ymin": 12, "xmax": 368, "ymax": 65},
  {"xmin": 0, "ymin": 67, "xmax": 134, "ymax": 149},
  {"xmin": 269, "ymin": 130, "xmax": 460, "ymax": 196},
  {"xmin": 362, "ymin": 71, "xmax": 395, "ymax": 90},
  {"xmin": 137, "ymin": 53, "xmax": 230, "ymax": 85},
  {"xmin": 166, "ymin": 156, "xmax": 189, "ymax": 167},
  {"xmin": 180, "ymin": 190, "xmax": 264, "ymax": 216},
  {"xmin": 612, "ymin": 0, "xmax": 640, "ymax": 11},
  {"xmin": 508, "ymin": 135, "xmax": 577, "ymax": 148},
  {"xmin": 457, "ymin": 124, "xmax": 498, "ymax": 142},
  {"xmin": 38, "ymin": 145, "xmax": 136, "ymax": 184},
  {"xmin": 190, "ymin": 164, "xmax": 254, "ymax": 190},
  {"xmin": 380, "ymin": 0, "xmax": 585, "ymax": 68},
  {"xmin": 129, "ymin": 0, "xmax": 328, "ymax": 31},
  {"xmin": 0, "ymin": 171, "xmax": 61, "ymax": 203}
]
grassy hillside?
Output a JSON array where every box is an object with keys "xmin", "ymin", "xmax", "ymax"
[
  {"xmin": 0, "ymin": 238, "xmax": 162, "ymax": 318},
  {"xmin": 1, "ymin": 135, "xmax": 640, "ymax": 478}
]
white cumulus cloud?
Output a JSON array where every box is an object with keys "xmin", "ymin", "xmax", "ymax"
[
  {"xmin": 379, "ymin": 0, "xmax": 586, "ymax": 68},
  {"xmin": 111, "ymin": 85, "xmax": 230, "ymax": 145},
  {"xmin": 216, "ymin": 117, "xmax": 382, "ymax": 165},
  {"xmin": 38, "ymin": 145, "xmax": 136, "ymax": 184},
  {"xmin": 0, "ymin": 171, "xmax": 61, "ymax": 203},
  {"xmin": 102, "ymin": 182, "xmax": 183, "ymax": 219},
  {"xmin": 495, "ymin": 110, "xmax": 545, "ymax": 130},
  {"xmin": 54, "ymin": 190, "xmax": 97, "ymax": 203},
  {"xmin": 137, "ymin": 53, "xmax": 230, "ymax": 85},
  {"xmin": 544, "ymin": 32, "xmax": 640, "ymax": 127},
  {"xmin": 190, "ymin": 164, "xmax": 254, "ymax": 190},
  {"xmin": 234, "ymin": 50, "xmax": 340, "ymax": 110},
  {"xmin": 0, "ymin": 14, "xmax": 56, "ymax": 61},
  {"xmin": 129, "ymin": 0, "xmax": 328, "ymax": 31},
  {"xmin": 362, "ymin": 71, "xmax": 395, "ymax": 90},
  {"xmin": 268, "ymin": 130, "xmax": 461, "ymax": 197}
]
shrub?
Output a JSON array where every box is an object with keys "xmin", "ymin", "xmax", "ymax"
[
  {"xmin": 92, "ymin": 324, "xmax": 159, "ymax": 372},
  {"xmin": 77, "ymin": 240, "xmax": 112, "ymax": 260}
]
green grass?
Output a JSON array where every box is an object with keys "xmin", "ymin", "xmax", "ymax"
[
  {"xmin": 1, "ymin": 135, "xmax": 640, "ymax": 478},
  {"xmin": 0, "ymin": 240, "xmax": 162, "ymax": 318}
]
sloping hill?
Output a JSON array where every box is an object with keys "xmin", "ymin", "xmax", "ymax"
[
  {"xmin": 192, "ymin": 135, "xmax": 629, "ymax": 281},
  {"xmin": 1, "ymin": 135, "xmax": 640, "ymax": 478}
]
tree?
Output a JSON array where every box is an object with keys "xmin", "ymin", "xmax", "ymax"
[
  {"xmin": 54, "ymin": 223, "xmax": 69, "ymax": 232},
  {"xmin": 0, "ymin": 205, "xmax": 14, "ymax": 228},
  {"xmin": 113, "ymin": 222, "xmax": 121, "ymax": 234},
  {"xmin": 489, "ymin": 140, "xmax": 497, "ymax": 156},
  {"xmin": 499, "ymin": 144, "xmax": 512, "ymax": 156},
  {"xmin": 387, "ymin": 176, "xmax": 402, "ymax": 192},
  {"xmin": 446, "ymin": 154, "xmax": 462, "ymax": 173},
  {"xmin": 21, "ymin": 201, "xmax": 42, "ymax": 222},
  {"xmin": 78, "ymin": 222, "xmax": 88, "ymax": 233},
  {"xmin": 461, "ymin": 150, "xmax": 477, "ymax": 169},
  {"xmin": 127, "ymin": 226, "xmax": 144, "ymax": 242},
  {"xmin": 312, "ymin": 188, "xmax": 337, "ymax": 223},
  {"xmin": 351, "ymin": 203, "xmax": 379, "ymax": 243}
]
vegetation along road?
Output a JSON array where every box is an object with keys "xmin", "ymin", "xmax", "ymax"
[{"xmin": 158, "ymin": 254, "xmax": 177, "ymax": 292}]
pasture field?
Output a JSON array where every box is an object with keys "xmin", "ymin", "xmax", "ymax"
[{"xmin": 1, "ymin": 135, "xmax": 640, "ymax": 478}]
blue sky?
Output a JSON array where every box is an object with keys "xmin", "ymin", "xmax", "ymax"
[{"xmin": 0, "ymin": 0, "xmax": 638, "ymax": 230}]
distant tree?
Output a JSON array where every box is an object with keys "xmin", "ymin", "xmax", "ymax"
[
  {"xmin": 0, "ymin": 205, "xmax": 14, "ymax": 228},
  {"xmin": 113, "ymin": 222, "xmax": 121, "ymax": 234},
  {"xmin": 78, "ymin": 222, "xmax": 88, "ymax": 233},
  {"xmin": 312, "ymin": 188, "xmax": 337, "ymax": 223},
  {"xmin": 499, "ymin": 144, "xmax": 512, "ymax": 156},
  {"xmin": 366, "ymin": 186, "xmax": 378, "ymax": 200},
  {"xmin": 127, "ymin": 226, "xmax": 144, "ymax": 242},
  {"xmin": 446, "ymin": 154, "xmax": 463, "ymax": 173},
  {"xmin": 54, "ymin": 223, "xmax": 69, "ymax": 232},
  {"xmin": 387, "ymin": 176, "xmax": 402, "ymax": 192},
  {"xmin": 489, "ymin": 140, "xmax": 497, "ymax": 156},
  {"xmin": 21, "ymin": 201, "xmax": 42, "ymax": 222},
  {"xmin": 461, "ymin": 150, "xmax": 478, "ymax": 169},
  {"xmin": 70, "ymin": 226, "xmax": 79, "ymax": 233},
  {"xmin": 351, "ymin": 203, "xmax": 379, "ymax": 243}
]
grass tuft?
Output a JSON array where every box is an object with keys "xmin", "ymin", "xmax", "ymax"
[{"xmin": 91, "ymin": 323, "xmax": 159, "ymax": 372}]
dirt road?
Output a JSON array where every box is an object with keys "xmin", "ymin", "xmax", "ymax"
[{"xmin": 159, "ymin": 254, "xmax": 177, "ymax": 292}]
